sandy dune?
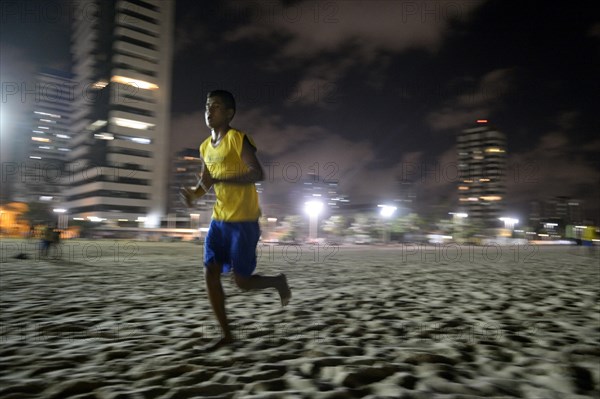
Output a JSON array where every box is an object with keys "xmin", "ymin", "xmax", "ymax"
[{"xmin": 1, "ymin": 239, "xmax": 599, "ymax": 398}]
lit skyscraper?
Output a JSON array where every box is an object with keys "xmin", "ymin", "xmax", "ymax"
[
  {"xmin": 457, "ymin": 120, "xmax": 506, "ymax": 227},
  {"xmin": 63, "ymin": 0, "xmax": 174, "ymax": 226},
  {"xmin": 21, "ymin": 68, "xmax": 74, "ymax": 205}
]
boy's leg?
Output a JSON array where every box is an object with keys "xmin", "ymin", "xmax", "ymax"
[
  {"xmin": 230, "ymin": 221, "xmax": 292, "ymax": 306},
  {"xmin": 204, "ymin": 261, "xmax": 233, "ymax": 346},
  {"xmin": 234, "ymin": 273, "xmax": 292, "ymax": 306}
]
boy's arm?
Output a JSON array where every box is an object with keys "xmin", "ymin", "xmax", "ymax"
[
  {"xmin": 205, "ymin": 136, "xmax": 264, "ymax": 185},
  {"xmin": 180, "ymin": 159, "xmax": 210, "ymax": 208}
]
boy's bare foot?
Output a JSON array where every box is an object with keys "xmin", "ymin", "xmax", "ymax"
[{"xmin": 278, "ymin": 273, "xmax": 291, "ymax": 307}]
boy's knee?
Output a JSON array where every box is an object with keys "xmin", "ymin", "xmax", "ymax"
[
  {"xmin": 205, "ymin": 262, "xmax": 221, "ymax": 279},
  {"xmin": 234, "ymin": 274, "xmax": 250, "ymax": 290}
]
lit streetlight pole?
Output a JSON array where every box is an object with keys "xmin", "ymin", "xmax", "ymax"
[
  {"xmin": 304, "ymin": 201, "xmax": 323, "ymax": 242},
  {"xmin": 499, "ymin": 217, "xmax": 519, "ymax": 231},
  {"xmin": 378, "ymin": 204, "xmax": 397, "ymax": 244},
  {"xmin": 53, "ymin": 208, "xmax": 68, "ymax": 229},
  {"xmin": 449, "ymin": 212, "xmax": 468, "ymax": 240}
]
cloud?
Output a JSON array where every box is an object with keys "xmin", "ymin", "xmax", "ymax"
[
  {"xmin": 427, "ymin": 68, "xmax": 515, "ymax": 131},
  {"xmin": 169, "ymin": 111, "xmax": 207, "ymax": 154},
  {"xmin": 224, "ymin": 0, "xmax": 484, "ymax": 106},
  {"xmin": 506, "ymin": 132, "xmax": 599, "ymax": 215},
  {"xmin": 226, "ymin": 0, "xmax": 483, "ymax": 58}
]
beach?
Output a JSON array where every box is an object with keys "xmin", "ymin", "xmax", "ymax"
[{"xmin": 1, "ymin": 239, "xmax": 599, "ymax": 398}]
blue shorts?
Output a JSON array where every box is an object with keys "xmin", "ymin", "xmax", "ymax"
[{"xmin": 204, "ymin": 220, "xmax": 261, "ymax": 277}]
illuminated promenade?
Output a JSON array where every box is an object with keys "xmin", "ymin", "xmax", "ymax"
[{"xmin": 1, "ymin": 240, "xmax": 598, "ymax": 398}]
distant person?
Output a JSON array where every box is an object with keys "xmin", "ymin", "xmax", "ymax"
[
  {"xmin": 180, "ymin": 90, "xmax": 291, "ymax": 350},
  {"xmin": 51, "ymin": 227, "xmax": 62, "ymax": 258},
  {"xmin": 41, "ymin": 224, "xmax": 54, "ymax": 257}
]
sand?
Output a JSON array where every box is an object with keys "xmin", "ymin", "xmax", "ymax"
[{"xmin": 1, "ymin": 238, "xmax": 599, "ymax": 398}]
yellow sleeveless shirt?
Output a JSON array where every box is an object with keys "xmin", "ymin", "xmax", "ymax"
[{"xmin": 199, "ymin": 128, "xmax": 261, "ymax": 222}]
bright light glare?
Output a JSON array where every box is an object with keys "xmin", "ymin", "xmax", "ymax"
[
  {"xmin": 378, "ymin": 204, "xmax": 397, "ymax": 218},
  {"xmin": 34, "ymin": 111, "xmax": 61, "ymax": 118},
  {"xmin": 111, "ymin": 75, "xmax": 159, "ymax": 90},
  {"xmin": 450, "ymin": 212, "xmax": 468, "ymax": 218},
  {"xmin": 53, "ymin": 208, "xmax": 67, "ymax": 213},
  {"xmin": 304, "ymin": 201, "xmax": 323, "ymax": 216},
  {"xmin": 94, "ymin": 133, "xmax": 114, "ymax": 140},
  {"xmin": 499, "ymin": 217, "xmax": 519, "ymax": 229},
  {"xmin": 112, "ymin": 117, "xmax": 155, "ymax": 130},
  {"xmin": 131, "ymin": 137, "xmax": 151, "ymax": 144}
]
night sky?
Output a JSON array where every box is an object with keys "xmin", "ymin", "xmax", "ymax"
[{"xmin": 1, "ymin": 0, "xmax": 599, "ymax": 222}]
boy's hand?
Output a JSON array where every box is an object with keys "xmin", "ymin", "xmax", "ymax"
[
  {"xmin": 180, "ymin": 187, "xmax": 195, "ymax": 208},
  {"xmin": 199, "ymin": 162, "xmax": 215, "ymax": 189}
]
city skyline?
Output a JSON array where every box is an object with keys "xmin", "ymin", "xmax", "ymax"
[{"xmin": 1, "ymin": 0, "xmax": 599, "ymax": 224}]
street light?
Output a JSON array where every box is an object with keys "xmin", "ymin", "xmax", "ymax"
[
  {"xmin": 378, "ymin": 204, "xmax": 397, "ymax": 243},
  {"xmin": 304, "ymin": 201, "xmax": 323, "ymax": 241},
  {"xmin": 499, "ymin": 217, "xmax": 519, "ymax": 230},
  {"xmin": 53, "ymin": 208, "xmax": 68, "ymax": 230},
  {"xmin": 378, "ymin": 204, "xmax": 397, "ymax": 218},
  {"xmin": 450, "ymin": 212, "xmax": 468, "ymax": 219}
]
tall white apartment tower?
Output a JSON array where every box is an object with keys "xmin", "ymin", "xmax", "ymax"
[
  {"xmin": 64, "ymin": 0, "xmax": 174, "ymax": 226},
  {"xmin": 457, "ymin": 120, "xmax": 506, "ymax": 228}
]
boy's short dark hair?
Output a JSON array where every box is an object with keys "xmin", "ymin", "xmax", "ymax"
[{"xmin": 207, "ymin": 90, "xmax": 236, "ymax": 117}]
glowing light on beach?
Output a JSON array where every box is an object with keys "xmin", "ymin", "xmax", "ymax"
[
  {"xmin": 305, "ymin": 201, "xmax": 323, "ymax": 241},
  {"xmin": 499, "ymin": 217, "xmax": 519, "ymax": 230},
  {"xmin": 304, "ymin": 201, "xmax": 323, "ymax": 217},
  {"xmin": 378, "ymin": 204, "xmax": 397, "ymax": 218}
]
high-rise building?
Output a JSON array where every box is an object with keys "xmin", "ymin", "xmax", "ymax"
[
  {"xmin": 62, "ymin": 0, "xmax": 174, "ymax": 226},
  {"xmin": 457, "ymin": 120, "xmax": 506, "ymax": 227},
  {"xmin": 22, "ymin": 69, "xmax": 74, "ymax": 205},
  {"xmin": 530, "ymin": 196, "xmax": 584, "ymax": 227},
  {"xmin": 294, "ymin": 172, "xmax": 347, "ymax": 215}
]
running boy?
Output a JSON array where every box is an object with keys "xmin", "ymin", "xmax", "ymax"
[{"xmin": 181, "ymin": 90, "xmax": 291, "ymax": 349}]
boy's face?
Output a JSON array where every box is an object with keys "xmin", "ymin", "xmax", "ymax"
[{"xmin": 205, "ymin": 96, "xmax": 233, "ymax": 130}]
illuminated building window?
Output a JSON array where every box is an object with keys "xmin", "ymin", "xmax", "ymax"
[
  {"xmin": 111, "ymin": 75, "xmax": 159, "ymax": 90},
  {"xmin": 112, "ymin": 117, "xmax": 155, "ymax": 130},
  {"xmin": 480, "ymin": 196, "xmax": 502, "ymax": 201}
]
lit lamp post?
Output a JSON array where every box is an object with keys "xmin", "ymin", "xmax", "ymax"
[
  {"xmin": 53, "ymin": 208, "xmax": 68, "ymax": 229},
  {"xmin": 499, "ymin": 217, "xmax": 519, "ymax": 234},
  {"xmin": 378, "ymin": 204, "xmax": 397, "ymax": 244},
  {"xmin": 304, "ymin": 201, "xmax": 323, "ymax": 242},
  {"xmin": 449, "ymin": 212, "xmax": 468, "ymax": 239}
]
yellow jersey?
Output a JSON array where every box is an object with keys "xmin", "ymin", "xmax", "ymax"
[{"xmin": 199, "ymin": 128, "xmax": 261, "ymax": 222}]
